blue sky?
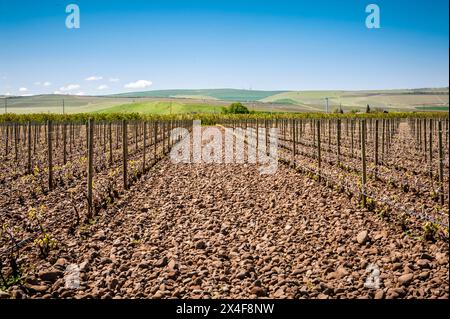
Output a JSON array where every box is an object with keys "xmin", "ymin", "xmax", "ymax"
[{"xmin": 0, "ymin": 0, "xmax": 448, "ymax": 95}]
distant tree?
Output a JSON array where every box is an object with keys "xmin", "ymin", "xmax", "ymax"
[
  {"xmin": 366, "ymin": 104, "xmax": 371, "ymax": 113},
  {"xmin": 332, "ymin": 107, "xmax": 341, "ymax": 114},
  {"xmin": 222, "ymin": 102, "xmax": 250, "ymax": 114},
  {"xmin": 373, "ymin": 107, "xmax": 386, "ymax": 113}
]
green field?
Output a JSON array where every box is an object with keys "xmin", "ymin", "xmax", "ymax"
[
  {"xmin": 94, "ymin": 101, "xmax": 221, "ymax": 114},
  {"xmin": 415, "ymin": 106, "xmax": 450, "ymax": 111},
  {"xmin": 112, "ymin": 88, "xmax": 286, "ymax": 102}
]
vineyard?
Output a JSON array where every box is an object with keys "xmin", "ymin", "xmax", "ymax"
[{"xmin": 0, "ymin": 112, "xmax": 448, "ymax": 299}]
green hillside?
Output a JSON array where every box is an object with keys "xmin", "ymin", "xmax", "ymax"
[
  {"xmin": 261, "ymin": 89, "xmax": 449, "ymax": 111},
  {"xmin": 94, "ymin": 101, "xmax": 220, "ymax": 114},
  {"xmin": 112, "ymin": 89, "xmax": 286, "ymax": 102},
  {"xmin": 2, "ymin": 87, "xmax": 448, "ymax": 114}
]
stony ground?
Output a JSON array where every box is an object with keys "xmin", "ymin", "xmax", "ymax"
[
  {"xmin": 5, "ymin": 157, "xmax": 447, "ymax": 299},
  {"xmin": 1, "ymin": 126, "xmax": 448, "ymax": 300}
]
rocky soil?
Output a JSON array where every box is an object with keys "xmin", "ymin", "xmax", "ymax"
[{"xmin": 1, "ymin": 125, "xmax": 448, "ymax": 299}]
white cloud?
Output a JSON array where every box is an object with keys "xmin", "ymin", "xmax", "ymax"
[
  {"xmin": 4, "ymin": 92, "xmax": 11, "ymax": 96},
  {"xmin": 85, "ymin": 76, "xmax": 103, "ymax": 81},
  {"xmin": 97, "ymin": 84, "xmax": 109, "ymax": 90},
  {"xmin": 53, "ymin": 91, "xmax": 63, "ymax": 95},
  {"xmin": 34, "ymin": 81, "xmax": 51, "ymax": 86},
  {"xmin": 75, "ymin": 92, "xmax": 85, "ymax": 96},
  {"xmin": 124, "ymin": 80, "xmax": 152, "ymax": 89},
  {"xmin": 60, "ymin": 84, "xmax": 80, "ymax": 92},
  {"xmin": 19, "ymin": 87, "xmax": 28, "ymax": 92},
  {"xmin": 109, "ymin": 78, "xmax": 120, "ymax": 82}
]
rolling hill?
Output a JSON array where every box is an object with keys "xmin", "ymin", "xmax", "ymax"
[
  {"xmin": 1, "ymin": 87, "xmax": 448, "ymax": 114},
  {"xmin": 112, "ymin": 89, "xmax": 287, "ymax": 102}
]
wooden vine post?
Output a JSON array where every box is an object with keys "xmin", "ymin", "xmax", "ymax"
[
  {"xmin": 423, "ymin": 119, "xmax": 427, "ymax": 161},
  {"xmin": 143, "ymin": 121, "xmax": 147, "ymax": 173},
  {"xmin": 381, "ymin": 119, "xmax": 385, "ymax": 164},
  {"xmin": 154, "ymin": 121, "xmax": 158, "ymax": 160},
  {"xmin": 122, "ymin": 120, "xmax": 128, "ymax": 190},
  {"xmin": 87, "ymin": 119, "xmax": 94, "ymax": 218},
  {"xmin": 256, "ymin": 119, "xmax": 259, "ymax": 156},
  {"xmin": 351, "ymin": 119, "xmax": 354, "ymax": 157},
  {"xmin": 292, "ymin": 119, "xmax": 296, "ymax": 158},
  {"xmin": 47, "ymin": 120, "xmax": 53, "ymax": 191},
  {"xmin": 317, "ymin": 120, "xmax": 321, "ymax": 182},
  {"xmin": 14, "ymin": 124, "xmax": 17, "ymax": 161},
  {"xmin": 63, "ymin": 123, "xmax": 67, "ymax": 164},
  {"xmin": 428, "ymin": 119, "xmax": 433, "ymax": 177},
  {"xmin": 374, "ymin": 119, "xmax": 379, "ymax": 179},
  {"xmin": 328, "ymin": 119, "xmax": 331, "ymax": 151},
  {"xmin": 361, "ymin": 119, "xmax": 367, "ymax": 208},
  {"xmin": 438, "ymin": 120, "xmax": 444, "ymax": 205},
  {"xmin": 337, "ymin": 119, "xmax": 341, "ymax": 166},
  {"xmin": 27, "ymin": 122, "xmax": 32, "ymax": 174},
  {"xmin": 5, "ymin": 123, "xmax": 9, "ymax": 156},
  {"xmin": 109, "ymin": 122, "xmax": 113, "ymax": 166}
]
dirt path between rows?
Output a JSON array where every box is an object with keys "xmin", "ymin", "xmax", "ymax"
[{"xmin": 18, "ymin": 127, "xmax": 449, "ymax": 299}]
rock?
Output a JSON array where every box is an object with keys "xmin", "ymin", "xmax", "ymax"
[
  {"xmin": 398, "ymin": 273, "xmax": 414, "ymax": 286},
  {"xmin": 419, "ymin": 253, "xmax": 433, "ymax": 261},
  {"xmin": 273, "ymin": 288, "xmax": 285, "ymax": 298},
  {"xmin": 236, "ymin": 271, "xmax": 248, "ymax": 280},
  {"xmin": 418, "ymin": 272, "xmax": 430, "ymax": 280},
  {"xmin": 101, "ymin": 293, "xmax": 113, "ymax": 299},
  {"xmin": 39, "ymin": 270, "xmax": 63, "ymax": 283},
  {"xmin": 154, "ymin": 257, "xmax": 168, "ymax": 267},
  {"xmin": 153, "ymin": 290, "xmax": 164, "ymax": 299},
  {"xmin": 139, "ymin": 261, "xmax": 151, "ymax": 269},
  {"xmin": 416, "ymin": 259, "xmax": 431, "ymax": 269},
  {"xmin": 79, "ymin": 261, "xmax": 89, "ymax": 272},
  {"xmin": 89, "ymin": 251, "xmax": 99, "ymax": 261},
  {"xmin": 167, "ymin": 271, "xmax": 178, "ymax": 279},
  {"xmin": 391, "ymin": 263, "xmax": 402, "ymax": 271},
  {"xmin": 317, "ymin": 293, "xmax": 329, "ymax": 299},
  {"xmin": 118, "ymin": 264, "xmax": 129, "ymax": 272},
  {"xmin": 292, "ymin": 268, "xmax": 303, "ymax": 276},
  {"xmin": 100, "ymin": 257, "xmax": 113, "ymax": 265},
  {"xmin": 61, "ymin": 290, "xmax": 74, "ymax": 298},
  {"xmin": 195, "ymin": 241, "xmax": 206, "ymax": 249},
  {"xmin": 403, "ymin": 265, "xmax": 413, "ymax": 274},
  {"xmin": 0, "ymin": 291, "xmax": 10, "ymax": 299},
  {"xmin": 435, "ymin": 252, "xmax": 447, "ymax": 265},
  {"xmin": 374, "ymin": 290, "xmax": 384, "ymax": 299},
  {"xmin": 373, "ymin": 231, "xmax": 387, "ymax": 241},
  {"xmin": 54, "ymin": 258, "xmax": 67, "ymax": 270},
  {"xmin": 386, "ymin": 288, "xmax": 405, "ymax": 299},
  {"xmin": 335, "ymin": 266, "xmax": 349, "ymax": 279},
  {"xmin": 250, "ymin": 286, "xmax": 266, "ymax": 297},
  {"xmin": 356, "ymin": 231, "xmax": 369, "ymax": 244},
  {"xmin": 11, "ymin": 288, "xmax": 23, "ymax": 299},
  {"xmin": 108, "ymin": 278, "xmax": 119, "ymax": 290},
  {"xmin": 167, "ymin": 260, "xmax": 179, "ymax": 272},
  {"xmin": 27, "ymin": 284, "xmax": 49, "ymax": 293},
  {"xmin": 94, "ymin": 231, "xmax": 106, "ymax": 240}
]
